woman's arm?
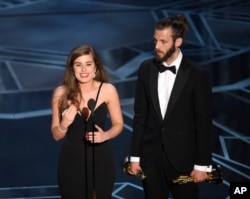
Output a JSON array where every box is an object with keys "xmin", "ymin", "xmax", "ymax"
[
  {"xmin": 102, "ymin": 83, "xmax": 123, "ymax": 141},
  {"xmin": 51, "ymin": 86, "xmax": 77, "ymax": 141}
]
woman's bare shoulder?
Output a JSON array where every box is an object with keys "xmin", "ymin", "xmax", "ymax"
[
  {"xmin": 53, "ymin": 85, "xmax": 66, "ymax": 97},
  {"xmin": 102, "ymin": 82, "xmax": 117, "ymax": 94}
]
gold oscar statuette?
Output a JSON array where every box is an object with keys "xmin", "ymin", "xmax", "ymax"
[
  {"xmin": 122, "ymin": 156, "xmax": 146, "ymax": 180},
  {"xmin": 172, "ymin": 164, "xmax": 223, "ymax": 185}
]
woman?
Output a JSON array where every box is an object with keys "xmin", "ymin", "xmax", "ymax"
[{"xmin": 51, "ymin": 44, "xmax": 123, "ymax": 199}]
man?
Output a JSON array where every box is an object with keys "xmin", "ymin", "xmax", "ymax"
[{"xmin": 129, "ymin": 14, "xmax": 213, "ymax": 199}]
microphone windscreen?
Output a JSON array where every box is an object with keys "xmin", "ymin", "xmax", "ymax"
[
  {"xmin": 87, "ymin": 99, "xmax": 96, "ymax": 111},
  {"xmin": 81, "ymin": 107, "xmax": 89, "ymax": 120}
]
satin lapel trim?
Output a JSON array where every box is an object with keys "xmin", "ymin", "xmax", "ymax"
[
  {"xmin": 150, "ymin": 64, "xmax": 163, "ymax": 121},
  {"xmin": 164, "ymin": 64, "xmax": 191, "ymax": 121}
]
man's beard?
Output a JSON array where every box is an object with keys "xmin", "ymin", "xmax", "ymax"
[{"xmin": 155, "ymin": 43, "xmax": 176, "ymax": 62}]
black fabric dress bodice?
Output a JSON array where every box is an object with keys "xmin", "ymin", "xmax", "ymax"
[{"xmin": 57, "ymin": 94, "xmax": 115, "ymax": 199}]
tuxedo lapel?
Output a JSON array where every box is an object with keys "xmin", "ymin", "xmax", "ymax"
[
  {"xmin": 164, "ymin": 59, "xmax": 191, "ymax": 121},
  {"xmin": 149, "ymin": 62, "xmax": 163, "ymax": 121}
]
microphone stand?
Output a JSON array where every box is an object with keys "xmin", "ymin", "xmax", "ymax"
[
  {"xmin": 88, "ymin": 99, "xmax": 96, "ymax": 199},
  {"xmin": 81, "ymin": 107, "xmax": 89, "ymax": 199}
]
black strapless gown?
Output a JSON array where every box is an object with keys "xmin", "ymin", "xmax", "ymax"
[{"xmin": 57, "ymin": 102, "xmax": 115, "ymax": 199}]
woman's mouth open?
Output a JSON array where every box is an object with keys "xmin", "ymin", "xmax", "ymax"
[{"xmin": 80, "ymin": 73, "xmax": 88, "ymax": 78}]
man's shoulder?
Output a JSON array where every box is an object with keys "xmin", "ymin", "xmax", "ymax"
[
  {"xmin": 182, "ymin": 56, "xmax": 207, "ymax": 72},
  {"xmin": 138, "ymin": 58, "xmax": 158, "ymax": 74},
  {"xmin": 182, "ymin": 56, "xmax": 198, "ymax": 66},
  {"xmin": 139, "ymin": 58, "xmax": 159, "ymax": 70}
]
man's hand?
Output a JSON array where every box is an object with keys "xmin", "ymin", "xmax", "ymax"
[
  {"xmin": 190, "ymin": 169, "xmax": 208, "ymax": 183},
  {"xmin": 129, "ymin": 162, "xmax": 141, "ymax": 176}
]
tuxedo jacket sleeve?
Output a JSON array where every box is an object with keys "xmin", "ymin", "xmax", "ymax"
[{"xmin": 130, "ymin": 56, "xmax": 213, "ymax": 173}]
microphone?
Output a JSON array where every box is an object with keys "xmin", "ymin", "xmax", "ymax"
[
  {"xmin": 81, "ymin": 107, "xmax": 89, "ymax": 198},
  {"xmin": 87, "ymin": 99, "xmax": 96, "ymax": 114},
  {"xmin": 87, "ymin": 98, "xmax": 97, "ymax": 198},
  {"xmin": 87, "ymin": 99, "xmax": 96, "ymax": 131},
  {"xmin": 81, "ymin": 107, "xmax": 89, "ymax": 121}
]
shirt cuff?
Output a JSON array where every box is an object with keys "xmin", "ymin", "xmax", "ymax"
[
  {"xmin": 194, "ymin": 165, "xmax": 212, "ymax": 172},
  {"xmin": 130, "ymin": 156, "xmax": 140, "ymax": 162}
]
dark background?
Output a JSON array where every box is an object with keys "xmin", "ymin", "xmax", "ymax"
[{"xmin": 0, "ymin": 0, "xmax": 249, "ymax": 198}]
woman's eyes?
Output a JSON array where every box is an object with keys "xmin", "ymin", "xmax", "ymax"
[{"xmin": 75, "ymin": 63, "xmax": 93, "ymax": 67}]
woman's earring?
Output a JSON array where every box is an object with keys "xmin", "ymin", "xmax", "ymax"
[{"xmin": 93, "ymin": 71, "xmax": 96, "ymax": 79}]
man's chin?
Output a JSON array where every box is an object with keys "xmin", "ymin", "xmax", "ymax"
[{"xmin": 155, "ymin": 55, "xmax": 163, "ymax": 62}]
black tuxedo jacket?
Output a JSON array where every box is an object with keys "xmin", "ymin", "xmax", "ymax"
[{"xmin": 131, "ymin": 56, "xmax": 212, "ymax": 173}]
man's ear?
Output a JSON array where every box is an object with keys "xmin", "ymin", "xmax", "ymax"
[{"xmin": 175, "ymin": 37, "xmax": 183, "ymax": 47}]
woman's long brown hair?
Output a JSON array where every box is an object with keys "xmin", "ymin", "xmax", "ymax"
[{"xmin": 57, "ymin": 44, "xmax": 109, "ymax": 119}]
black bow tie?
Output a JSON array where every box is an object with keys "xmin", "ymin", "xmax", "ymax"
[{"xmin": 158, "ymin": 64, "xmax": 176, "ymax": 74}]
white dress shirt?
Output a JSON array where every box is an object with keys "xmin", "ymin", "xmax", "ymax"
[{"xmin": 158, "ymin": 51, "xmax": 182, "ymax": 118}]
